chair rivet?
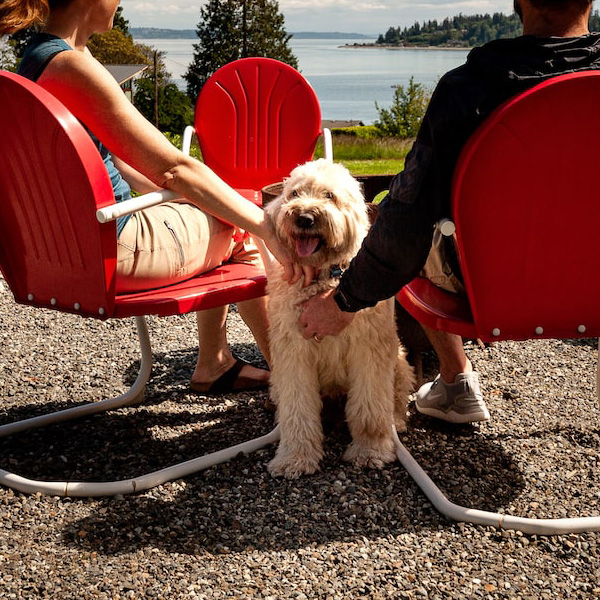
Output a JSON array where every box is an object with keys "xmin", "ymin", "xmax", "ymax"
[
  {"xmin": 492, "ymin": 328, "xmax": 501, "ymax": 337},
  {"xmin": 535, "ymin": 326, "xmax": 544, "ymax": 335},
  {"xmin": 27, "ymin": 294, "xmax": 34, "ymax": 301},
  {"xmin": 578, "ymin": 324, "xmax": 587, "ymax": 334},
  {"xmin": 74, "ymin": 302, "xmax": 81, "ymax": 310},
  {"xmin": 98, "ymin": 307, "xmax": 105, "ymax": 316},
  {"xmin": 50, "ymin": 298, "xmax": 57, "ymax": 306}
]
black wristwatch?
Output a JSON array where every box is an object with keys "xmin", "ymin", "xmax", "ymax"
[{"xmin": 333, "ymin": 288, "xmax": 359, "ymax": 313}]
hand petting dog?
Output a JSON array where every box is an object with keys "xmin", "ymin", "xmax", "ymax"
[{"xmin": 299, "ymin": 289, "xmax": 354, "ymax": 340}]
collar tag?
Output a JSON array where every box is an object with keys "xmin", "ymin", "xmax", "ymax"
[{"xmin": 329, "ymin": 265, "xmax": 345, "ymax": 279}]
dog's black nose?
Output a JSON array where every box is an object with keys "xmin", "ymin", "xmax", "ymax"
[{"xmin": 296, "ymin": 213, "xmax": 315, "ymax": 229}]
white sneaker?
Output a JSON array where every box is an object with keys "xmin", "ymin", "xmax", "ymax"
[{"xmin": 415, "ymin": 372, "xmax": 490, "ymax": 424}]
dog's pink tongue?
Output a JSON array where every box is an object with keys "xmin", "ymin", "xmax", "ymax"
[{"xmin": 296, "ymin": 236, "xmax": 320, "ymax": 257}]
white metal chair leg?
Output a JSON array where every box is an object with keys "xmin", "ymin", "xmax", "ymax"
[
  {"xmin": 0, "ymin": 315, "xmax": 152, "ymax": 438},
  {"xmin": 0, "ymin": 425, "xmax": 280, "ymax": 497},
  {"xmin": 0, "ymin": 316, "xmax": 280, "ymax": 497},
  {"xmin": 322, "ymin": 127, "xmax": 333, "ymax": 161},
  {"xmin": 394, "ymin": 428, "xmax": 600, "ymax": 535}
]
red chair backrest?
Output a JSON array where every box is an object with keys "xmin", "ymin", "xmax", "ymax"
[
  {"xmin": 195, "ymin": 57, "xmax": 322, "ymax": 192},
  {"xmin": 452, "ymin": 71, "xmax": 600, "ymax": 340},
  {"xmin": 0, "ymin": 71, "xmax": 117, "ymax": 317}
]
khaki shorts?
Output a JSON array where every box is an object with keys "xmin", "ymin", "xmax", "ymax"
[
  {"xmin": 421, "ymin": 229, "xmax": 465, "ymax": 296},
  {"xmin": 116, "ymin": 202, "xmax": 262, "ymax": 293}
]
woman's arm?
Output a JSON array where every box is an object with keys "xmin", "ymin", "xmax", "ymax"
[
  {"xmin": 112, "ymin": 156, "xmax": 160, "ymax": 195},
  {"xmin": 37, "ymin": 49, "xmax": 316, "ymax": 283},
  {"xmin": 37, "ymin": 51, "xmax": 270, "ymax": 236}
]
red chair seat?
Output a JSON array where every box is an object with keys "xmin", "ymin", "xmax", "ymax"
[{"xmin": 113, "ymin": 263, "xmax": 266, "ymax": 318}]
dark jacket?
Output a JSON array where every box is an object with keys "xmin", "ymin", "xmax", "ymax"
[{"xmin": 337, "ymin": 33, "xmax": 600, "ymax": 311}]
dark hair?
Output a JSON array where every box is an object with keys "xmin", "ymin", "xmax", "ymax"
[
  {"xmin": 529, "ymin": 0, "xmax": 593, "ymax": 7},
  {"xmin": 514, "ymin": 0, "xmax": 593, "ymax": 20}
]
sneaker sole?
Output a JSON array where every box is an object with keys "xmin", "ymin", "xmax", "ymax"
[{"xmin": 415, "ymin": 403, "xmax": 490, "ymax": 424}]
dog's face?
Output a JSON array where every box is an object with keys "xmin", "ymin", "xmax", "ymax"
[{"xmin": 266, "ymin": 159, "xmax": 369, "ymax": 268}]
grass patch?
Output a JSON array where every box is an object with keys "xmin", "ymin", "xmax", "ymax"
[
  {"xmin": 339, "ymin": 159, "xmax": 404, "ymax": 175},
  {"xmin": 166, "ymin": 128, "xmax": 411, "ymax": 177},
  {"xmin": 314, "ymin": 132, "xmax": 411, "ymax": 175}
]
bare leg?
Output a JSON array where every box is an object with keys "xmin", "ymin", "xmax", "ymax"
[
  {"xmin": 191, "ymin": 304, "xmax": 269, "ymax": 387},
  {"xmin": 237, "ymin": 296, "xmax": 271, "ymax": 367},
  {"xmin": 421, "ymin": 325, "xmax": 472, "ymax": 383}
]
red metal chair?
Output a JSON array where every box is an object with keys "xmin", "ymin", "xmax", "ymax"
[
  {"xmin": 182, "ymin": 57, "xmax": 332, "ymax": 205},
  {"xmin": 0, "ymin": 70, "xmax": 280, "ymax": 497},
  {"xmin": 396, "ymin": 71, "xmax": 600, "ymax": 534}
]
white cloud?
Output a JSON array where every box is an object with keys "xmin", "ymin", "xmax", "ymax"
[
  {"xmin": 121, "ymin": 0, "xmax": 514, "ymax": 32},
  {"xmin": 282, "ymin": 0, "xmax": 387, "ymax": 10}
]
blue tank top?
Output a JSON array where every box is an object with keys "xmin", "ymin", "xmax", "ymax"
[{"xmin": 18, "ymin": 33, "xmax": 132, "ymax": 237}]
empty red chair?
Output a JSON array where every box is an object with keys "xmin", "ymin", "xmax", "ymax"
[
  {"xmin": 396, "ymin": 71, "xmax": 600, "ymax": 534},
  {"xmin": 183, "ymin": 57, "xmax": 332, "ymax": 204}
]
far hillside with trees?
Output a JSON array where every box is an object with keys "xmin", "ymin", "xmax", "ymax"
[{"xmin": 377, "ymin": 11, "xmax": 600, "ymax": 47}]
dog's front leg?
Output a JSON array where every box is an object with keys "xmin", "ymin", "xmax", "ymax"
[
  {"xmin": 342, "ymin": 351, "xmax": 398, "ymax": 469},
  {"xmin": 268, "ymin": 347, "xmax": 324, "ymax": 478}
]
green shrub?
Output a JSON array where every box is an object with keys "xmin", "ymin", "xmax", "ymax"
[
  {"xmin": 163, "ymin": 131, "xmax": 203, "ymax": 160},
  {"xmin": 329, "ymin": 125, "xmax": 381, "ymax": 139},
  {"xmin": 375, "ymin": 77, "xmax": 431, "ymax": 138}
]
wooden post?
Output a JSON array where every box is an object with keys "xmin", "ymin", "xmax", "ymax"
[{"xmin": 153, "ymin": 51, "xmax": 159, "ymax": 128}]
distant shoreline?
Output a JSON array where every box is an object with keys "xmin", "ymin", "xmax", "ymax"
[
  {"xmin": 130, "ymin": 27, "xmax": 374, "ymax": 40},
  {"xmin": 343, "ymin": 43, "xmax": 471, "ymax": 51}
]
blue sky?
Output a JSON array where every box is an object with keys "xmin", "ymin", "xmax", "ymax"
[{"xmin": 121, "ymin": 0, "xmax": 515, "ymax": 35}]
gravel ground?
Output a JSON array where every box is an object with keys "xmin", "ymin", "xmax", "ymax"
[{"xmin": 1, "ymin": 277, "xmax": 600, "ymax": 599}]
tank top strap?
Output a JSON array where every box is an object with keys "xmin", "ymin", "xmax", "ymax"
[{"xmin": 17, "ymin": 33, "xmax": 72, "ymax": 82}]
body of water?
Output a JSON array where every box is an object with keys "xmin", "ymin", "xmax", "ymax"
[{"xmin": 139, "ymin": 37, "xmax": 470, "ymax": 124}]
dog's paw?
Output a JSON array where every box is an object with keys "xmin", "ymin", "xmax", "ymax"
[
  {"xmin": 267, "ymin": 451, "xmax": 321, "ymax": 479},
  {"xmin": 342, "ymin": 441, "xmax": 396, "ymax": 469}
]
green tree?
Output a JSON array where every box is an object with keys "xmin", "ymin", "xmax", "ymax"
[
  {"xmin": 375, "ymin": 12, "xmax": 523, "ymax": 48},
  {"xmin": 112, "ymin": 6, "xmax": 130, "ymax": 35},
  {"xmin": 184, "ymin": 0, "xmax": 297, "ymax": 102},
  {"xmin": 85, "ymin": 7, "xmax": 192, "ymax": 133},
  {"xmin": 134, "ymin": 77, "xmax": 194, "ymax": 133},
  {"xmin": 374, "ymin": 77, "xmax": 431, "ymax": 138},
  {"xmin": 87, "ymin": 28, "xmax": 150, "ymax": 64}
]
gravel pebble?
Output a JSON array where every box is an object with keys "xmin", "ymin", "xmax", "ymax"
[{"xmin": 1, "ymin": 278, "xmax": 600, "ymax": 598}]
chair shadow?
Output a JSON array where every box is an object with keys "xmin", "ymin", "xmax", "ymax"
[
  {"xmin": 52, "ymin": 415, "xmax": 537, "ymax": 555},
  {"xmin": 4, "ymin": 346, "xmax": 583, "ymax": 555}
]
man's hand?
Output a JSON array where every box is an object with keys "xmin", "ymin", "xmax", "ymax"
[{"xmin": 299, "ymin": 289, "xmax": 355, "ymax": 340}]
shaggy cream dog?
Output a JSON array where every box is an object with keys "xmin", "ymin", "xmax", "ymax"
[{"xmin": 264, "ymin": 159, "xmax": 415, "ymax": 479}]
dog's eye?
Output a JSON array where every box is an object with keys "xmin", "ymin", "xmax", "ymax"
[
  {"xmin": 324, "ymin": 191, "xmax": 335, "ymax": 200},
  {"xmin": 291, "ymin": 190, "xmax": 299, "ymax": 198}
]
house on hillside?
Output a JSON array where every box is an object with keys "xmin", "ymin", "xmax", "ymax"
[{"xmin": 104, "ymin": 64, "xmax": 147, "ymax": 101}]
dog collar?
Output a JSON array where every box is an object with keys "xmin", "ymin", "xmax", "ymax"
[
  {"xmin": 312, "ymin": 264, "xmax": 346, "ymax": 284},
  {"xmin": 329, "ymin": 265, "xmax": 345, "ymax": 279}
]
